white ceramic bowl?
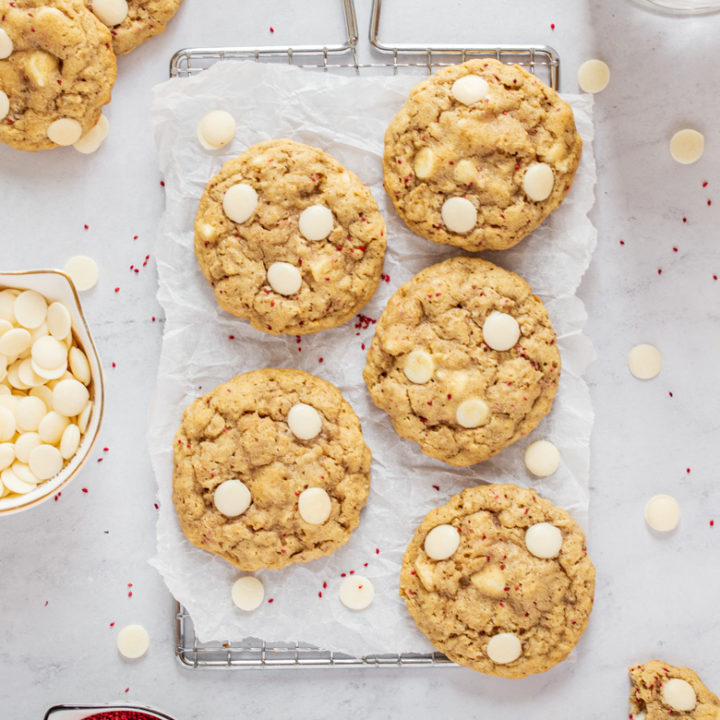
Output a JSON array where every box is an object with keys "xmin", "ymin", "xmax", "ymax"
[{"xmin": 0, "ymin": 270, "xmax": 104, "ymax": 515}]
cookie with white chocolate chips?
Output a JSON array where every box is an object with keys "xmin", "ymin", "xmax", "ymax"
[
  {"xmin": 172, "ymin": 369, "xmax": 372, "ymax": 571},
  {"xmin": 629, "ymin": 660, "xmax": 720, "ymax": 719},
  {"xmin": 0, "ymin": 0, "xmax": 116, "ymax": 151},
  {"xmin": 383, "ymin": 58, "xmax": 582, "ymax": 251},
  {"xmin": 363, "ymin": 256, "xmax": 560, "ymax": 466},
  {"xmin": 194, "ymin": 139, "xmax": 387, "ymax": 336},
  {"xmin": 400, "ymin": 484, "xmax": 595, "ymax": 678}
]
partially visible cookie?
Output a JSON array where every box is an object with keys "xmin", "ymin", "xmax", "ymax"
[
  {"xmin": 400, "ymin": 484, "xmax": 595, "ymax": 678},
  {"xmin": 194, "ymin": 139, "xmax": 387, "ymax": 336},
  {"xmin": 629, "ymin": 660, "xmax": 720, "ymax": 719},
  {"xmin": 363, "ymin": 256, "xmax": 560, "ymax": 466},
  {"xmin": 172, "ymin": 369, "xmax": 372, "ymax": 571},
  {"xmin": 384, "ymin": 58, "xmax": 582, "ymax": 251},
  {"xmin": 87, "ymin": 0, "xmax": 183, "ymax": 55},
  {"xmin": 0, "ymin": 0, "xmax": 116, "ymax": 151}
]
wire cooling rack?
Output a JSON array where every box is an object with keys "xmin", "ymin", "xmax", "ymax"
[{"xmin": 170, "ymin": 0, "xmax": 560, "ymax": 669}]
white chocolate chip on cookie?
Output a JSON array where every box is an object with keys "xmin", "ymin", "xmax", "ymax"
[
  {"xmin": 483, "ymin": 311, "xmax": 520, "ymax": 351},
  {"xmin": 525, "ymin": 522, "xmax": 563, "ymax": 559},
  {"xmin": 487, "ymin": 633, "xmax": 522, "ymax": 664},
  {"xmin": 441, "ymin": 197, "xmax": 477, "ymax": 234},
  {"xmin": 451, "ymin": 75, "xmax": 489, "ymax": 105},
  {"xmin": 424, "ymin": 524, "xmax": 460, "ymax": 560},
  {"xmin": 413, "ymin": 147, "xmax": 435, "ymax": 179},
  {"xmin": 214, "ymin": 479, "xmax": 251, "ymax": 517},
  {"xmin": 287, "ymin": 403, "xmax": 322, "ymax": 440},
  {"xmin": 403, "ymin": 350, "xmax": 434, "ymax": 384},
  {"xmin": 223, "ymin": 183, "xmax": 258, "ymax": 224},
  {"xmin": 298, "ymin": 487, "xmax": 332, "ymax": 525},
  {"xmin": 522, "ymin": 163, "xmax": 555, "ymax": 201},
  {"xmin": 299, "ymin": 205, "xmax": 334, "ymax": 241},
  {"xmin": 662, "ymin": 679, "xmax": 696, "ymax": 712},
  {"xmin": 91, "ymin": 0, "xmax": 129, "ymax": 27},
  {"xmin": 0, "ymin": 29, "xmax": 13, "ymax": 60},
  {"xmin": 267, "ymin": 262, "xmax": 302, "ymax": 296},
  {"xmin": 0, "ymin": 91, "xmax": 9, "ymax": 121},
  {"xmin": 47, "ymin": 118, "xmax": 83, "ymax": 147},
  {"xmin": 455, "ymin": 398, "xmax": 489, "ymax": 429}
]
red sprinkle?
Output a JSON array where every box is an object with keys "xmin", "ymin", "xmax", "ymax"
[
  {"xmin": 550, "ymin": 23, "xmax": 555, "ymax": 29},
  {"xmin": 114, "ymin": 287, "xmax": 120, "ymax": 293},
  {"xmin": 318, "ymin": 591, "xmax": 322, "ymax": 598},
  {"xmin": 657, "ymin": 269, "xmax": 662, "ymax": 275},
  {"xmin": 318, "ymin": 357, "xmax": 324, "ymax": 363},
  {"xmin": 270, "ymin": 26, "xmax": 274, "ymax": 33},
  {"xmin": 686, "ymin": 468, "xmax": 691, "ymax": 474},
  {"xmin": 160, "ymin": 180, "xmax": 165, "ymax": 187},
  {"xmin": 128, "ymin": 591, "xmax": 133, "ymax": 598},
  {"xmin": 82, "ymin": 488, "xmax": 88, "ymax": 493},
  {"xmin": 322, "ymin": 581, "xmax": 327, "ymax": 589},
  {"xmin": 672, "ymin": 247, "xmax": 678, "ymax": 252},
  {"xmin": 110, "ymin": 622, "xmax": 115, "ymax": 627},
  {"xmin": 710, "ymin": 520, "xmax": 715, "ymax": 527},
  {"xmin": 432, "ymin": 484, "xmax": 440, "ymax": 491},
  {"xmin": 375, "ymin": 547, "xmax": 380, "ymax": 555},
  {"xmin": 682, "ymin": 217, "xmax": 687, "ymax": 223},
  {"xmin": 112, "ymin": 362, "xmax": 116, "ymax": 368},
  {"xmin": 268, "ymin": 598, "xmax": 274, "ymax": 603},
  {"xmin": 83, "ymin": 224, "xmax": 89, "ymax": 230}
]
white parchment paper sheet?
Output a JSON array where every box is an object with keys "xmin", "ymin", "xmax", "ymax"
[{"xmin": 148, "ymin": 61, "xmax": 596, "ymax": 656}]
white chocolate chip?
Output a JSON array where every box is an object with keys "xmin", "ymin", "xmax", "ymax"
[
  {"xmin": 0, "ymin": 327, "xmax": 31, "ymax": 357},
  {"xmin": 28, "ymin": 444, "xmax": 63, "ymax": 481},
  {"xmin": 451, "ymin": 75, "xmax": 490, "ymax": 105},
  {"xmin": 403, "ymin": 349, "xmax": 434, "ymax": 384},
  {"xmin": 64, "ymin": 256, "xmax": 98, "ymax": 292},
  {"xmin": 15, "ymin": 396, "xmax": 47, "ymax": 432},
  {"xmin": 91, "ymin": 0, "xmax": 129, "ymax": 26},
  {"xmin": 298, "ymin": 487, "xmax": 331, "ymax": 525},
  {"xmin": 483, "ymin": 311, "xmax": 520, "ymax": 351},
  {"xmin": 222, "ymin": 183, "xmax": 258, "ymax": 224},
  {"xmin": 13, "ymin": 461, "xmax": 38, "ymax": 485},
  {"xmin": 52, "ymin": 378, "xmax": 89, "ymax": 417},
  {"xmin": 0, "ymin": 443, "xmax": 14, "ymax": 470},
  {"xmin": 46, "ymin": 302, "xmax": 72, "ymax": 340},
  {"xmin": 525, "ymin": 522, "xmax": 563, "ymax": 559},
  {"xmin": 0, "ymin": 406, "xmax": 18, "ymax": 441},
  {"xmin": 524, "ymin": 440, "xmax": 560, "ymax": 477},
  {"xmin": 577, "ymin": 59, "xmax": 610, "ymax": 94},
  {"xmin": 413, "ymin": 147, "xmax": 435, "ymax": 179},
  {"xmin": 298, "ymin": 205, "xmax": 334, "ymax": 241},
  {"xmin": 59, "ymin": 424, "xmax": 80, "ymax": 460},
  {"xmin": 116, "ymin": 624, "xmax": 150, "ymax": 660},
  {"xmin": 0, "ymin": 90, "xmax": 9, "ymax": 121},
  {"xmin": 231, "ymin": 576, "xmax": 264, "ymax": 611},
  {"xmin": 38, "ymin": 411, "xmax": 70, "ymax": 445},
  {"xmin": 267, "ymin": 262, "xmax": 302, "ymax": 296},
  {"xmin": 197, "ymin": 110, "xmax": 236, "ymax": 150},
  {"xmin": 522, "ymin": 163, "xmax": 555, "ymax": 201},
  {"xmin": 486, "ymin": 633, "xmax": 522, "ymax": 664},
  {"xmin": 31, "ymin": 360, "xmax": 67, "ymax": 381},
  {"xmin": 441, "ymin": 197, "xmax": 477, "ymax": 234},
  {"xmin": 454, "ymin": 159, "xmax": 477, "ymax": 185},
  {"xmin": 424, "ymin": 524, "xmax": 460, "ymax": 560},
  {"xmin": 18, "ymin": 358, "xmax": 45, "ymax": 388},
  {"xmin": 213, "ymin": 479, "xmax": 251, "ymax": 517},
  {"xmin": 1, "ymin": 467, "xmax": 35, "ymax": 494},
  {"xmin": 670, "ymin": 129, "xmax": 704, "ymax": 165},
  {"xmin": 339, "ymin": 575, "xmax": 374, "ymax": 610},
  {"xmin": 32, "ymin": 336, "xmax": 67, "ymax": 370},
  {"xmin": 30, "ymin": 385, "xmax": 54, "ymax": 407},
  {"xmin": 628, "ymin": 343, "xmax": 662, "ymax": 380},
  {"xmin": 644, "ymin": 494, "xmax": 680, "ymax": 532},
  {"xmin": 47, "ymin": 118, "xmax": 83, "ymax": 147},
  {"xmin": 78, "ymin": 401, "xmax": 92, "ymax": 433},
  {"xmin": 287, "ymin": 403, "xmax": 322, "ymax": 440},
  {"xmin": 68, "ymin": 347, "xmax": 90, "ymax": 385},
  {"xmin": 455, "ymin": 398, "xmax": 489, "ymax": 429},
  {"xmin": 25, "ymin": 51, "xmax": 59, "ymax": 88},
  {"xmin": 73, "ymin": 114, "xmax": 110, "ymax": 155},
  {"xmin": 662, "ymin": 679, "xmax": 696, "ymax": 712},
  {"xmin": 0, "ymin": 29, "xmax": 13, "ymax": 60},
  {"xmin": 0, "ymin": 289, "xmax": 18, "ymax": 323}
]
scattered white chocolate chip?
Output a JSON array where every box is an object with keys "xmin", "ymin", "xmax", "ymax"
[
  {"xmin": 116, "ymin": 624, "xmax": 150, "ymax": 660},
  {"xmin": 524, "ymin": 440, "xmax": 560, "ymax": 477},
  {"xmin": 455, "ymin": 398, "xmax": 489, "ymax": 429},
  {"xmin": 231, "ymin": 576, "xmax": 264, "ymax": 612},
  {"xmin": 670, "ymin": 129, "xmax": 704, "ymax": 165},
  {"xmin": 441, "ymin": 197, "xmax": 477, "ymax": 234},
  {"xmin": 644, "ymin": 494, "xmax": 680, "ymax": 532},
  {"xmin": 287, "ymin": 403, "xmax": 322, "ymax": 440},
  {"xmin": 213, "ymin": 479, "xmax": 251, "ymax": 517},
  {"xmin": 52, "ymin": 378, "xmax": 89, "ymax": 417},
  {"xmin": 0, "ymin": 90, "xmax": 8, "ymax": 121},
  {"xmin": 299, "ymin": 205, "xmax": 334, "ymax": 241},
  {"xmin": 403, "ymin": 349, "xmax": 434, "ymax": 384},
  {"xmin": 413, "ymin": 147, "xmax": 435, "ymax": 179},
  {"xmin": 197, "ymin": 110, "xmax": 236, "ymax": 150},
  {"xmin": 28, "ymin": 444, "xmax": 63, "ymax": 481},
  {"xmin": 577, "ymin": 59, "xmax": 610, "ymax": 94},
  {"xmin": 487, "ymin": 633, "xmax": 522, "ymax": 664},
  {"xmin": 267, "ymin": 262, "xmax": 302, "ymax": 296},
  {"xmin": 59, "ymin": 424, "xmax": 80, "ymax": 460},
  {"xmin": 68, "ymin": 347, "xmax": 90, "ymax": 385},
  {"xmin": 483, "ymin": 311, "xmax": 520, "ymax": 351},
  {"xmin": 46, "ymin": 302, "xmax": 71, "ymax": 340},
  {"xmin": 662, "ymin": 678, "xmax": 696, "ymax": 712},
  {"xmin": 222, "ymin": 183, "xmax": 258, "ymax": 224},
  {"xmin": 47, "ymin": 118, "xmax": 83, "ymax": 147},
  {"xmin": 64, "ymin": 256, "xmax": 99, "ymax": 292},
  {"xmin": 298, "ymin": 487, "xmax": 331, "ymax": 525},
  {"xmin": 522, "ymin": 163, "xmax": 555, "ymax": 202},
  {"xmin": 628, "ymin": 343, "xmax": 662, "ymax": 380},
  {"xmin": 73, "ymin": 114, "xmax": 110, "ymax": 155},
  {"xmin": 525, "ymin": 522, "xmax": 563, "ymax": 559},
  {"xmin": 91, "ymin": 0, "xmax": 129, "ymax": 26},
  {"xmin": 339, "ymin": 575, "xmax": 374, "ymax": 610},
  {"xmin": 451, "ymin": 75, "xmax": 490, "ymax": 105},
  {"xmin": 424, "ymin": 524, "xmax": 460, "ymax": 560},
  {"xmin": 0, "ymin": 29, "xmax": 12, "ymax": 60}
]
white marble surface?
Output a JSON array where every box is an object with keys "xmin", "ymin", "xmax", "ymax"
[{"xmin": 1, "ymin": 1, "xmax": 720, "ymax": 718}]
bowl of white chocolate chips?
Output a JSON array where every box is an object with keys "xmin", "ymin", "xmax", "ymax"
[{"xmin": 0, "ymin": 270, "xmax": 104, "ymax": 514}]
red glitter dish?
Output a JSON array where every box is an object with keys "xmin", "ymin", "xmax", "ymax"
[{"xmin": 44, "ymin": 706, "xmax": 175, "ymax": 720}]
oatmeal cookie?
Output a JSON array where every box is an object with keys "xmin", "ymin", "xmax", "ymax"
[
  {"xmin": 384, "ymin": 59, "xmax": 582, "ymax": 251},
  {"xmin": 172, "ymin": 369, "xmax": 372, "ymax": 571},
  {"xmin": 194, "ymin": 139, "xmax": 387, "ymax": 336},
  {"xmin": 363, "ymin": 256, "xmax": 560, "ymax": 466},
  {"xmin": 400, "ymin": 484, "xmax": 595, "ymax": 678}
]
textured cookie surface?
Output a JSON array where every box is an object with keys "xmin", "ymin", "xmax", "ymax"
[
  {"xmin": 400, "ymin": 484, "xmax": 595, "ymax": 678},
  {"xmin": 363, "ymin": 256, "xmax": 560, "ymax": 466},
  {"xmin": 384, "ymin": 58, "xmax": 582, "ymax": 251},
  {"xmin": 0, "ymin": 0, "xmax": 116, "ymax": 151},
  {"xmin": 629, "ymin": 660, "xmax": 720, "ymax": 719},
  {"xmin": 194, "ymin": 139, "xmax": 387, "ymax": 336},
  {"xmin": 173, "ymin": 369, "xmax": 372, "ymax": 571},
  {"xmin": 87, "ymin": 0, "xmax": 183, "ymax": 54}
]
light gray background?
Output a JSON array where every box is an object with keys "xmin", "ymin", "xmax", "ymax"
[{"xmin": 1, "ymin": 1, "xmax": 719, "ymax": 718}]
